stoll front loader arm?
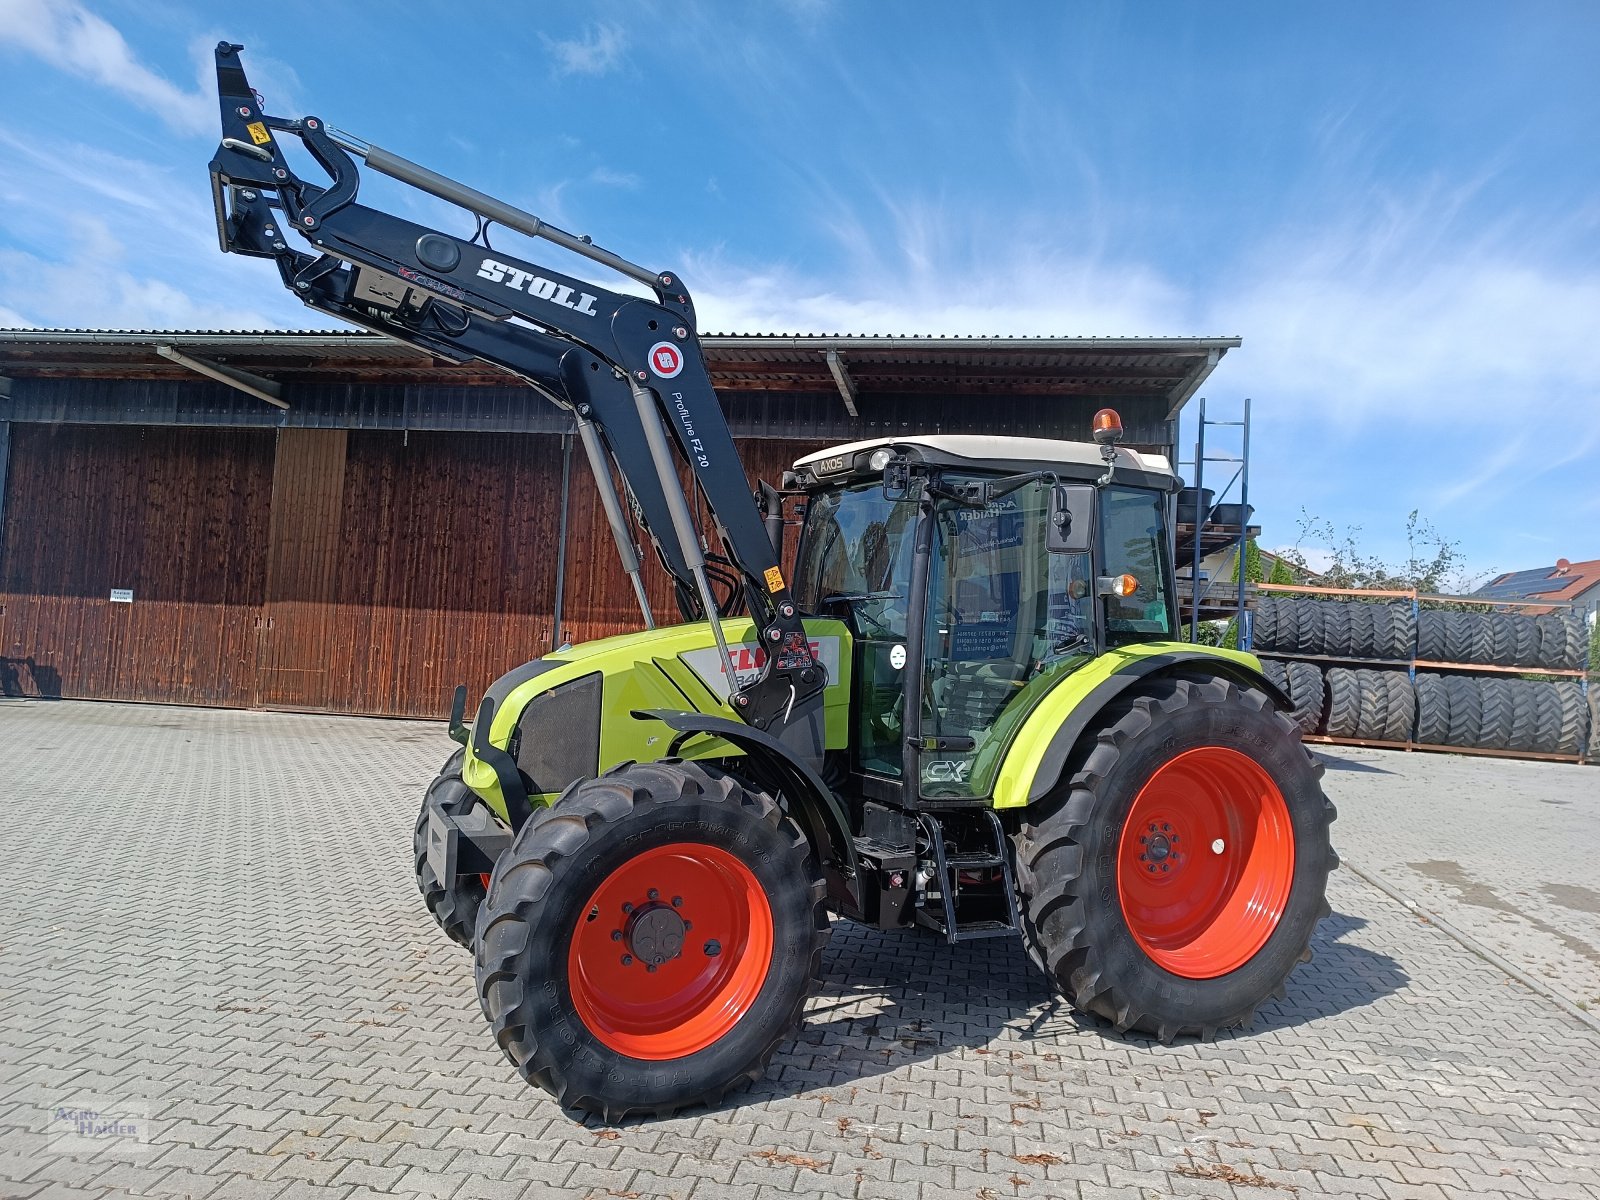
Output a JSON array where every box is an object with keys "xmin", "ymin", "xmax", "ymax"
[{"xmin": 205, "ymin": 44, "xmax": 828, "ymax": 758}]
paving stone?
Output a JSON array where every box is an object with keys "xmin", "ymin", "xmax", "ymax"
[{"xmin": 1, "ymin": 702, "xmax": 1597, "ymax": 1200}]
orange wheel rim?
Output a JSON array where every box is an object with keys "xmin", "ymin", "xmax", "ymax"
[
  {"xmin": 567, "ymin": 842, "xmax": 773, "ymax": 1060},
  {"xmin": 1117, "ymin": 746, "xmax": 1294, "ymax": 979}
]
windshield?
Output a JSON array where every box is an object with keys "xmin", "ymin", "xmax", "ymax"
[{"xmin": 794, "ymin": 483, "xmax": 918, "ymax": 620}]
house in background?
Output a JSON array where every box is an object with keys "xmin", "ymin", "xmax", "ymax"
[{"xmin": 1472, "ymin": 558, "xmax": 1600, "ymax": 619}]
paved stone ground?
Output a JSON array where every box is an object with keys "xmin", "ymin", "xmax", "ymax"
[
  {"xmin": 1316, "ymin": 745, "xmax": 1600, "ymax": 1011},
  {"xmin": 1, "ymin": 698, "xmax": 1597, "ymax": 1200}
]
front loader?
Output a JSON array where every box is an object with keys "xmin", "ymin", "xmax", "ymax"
[{"xmin": 206, "ymin": 45, "xmax": 1335, "ymax": 1121}]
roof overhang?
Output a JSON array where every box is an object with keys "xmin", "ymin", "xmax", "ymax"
[{"xmin": 0, "ymin": 329, "xmax": 1239, "ymax": 413}]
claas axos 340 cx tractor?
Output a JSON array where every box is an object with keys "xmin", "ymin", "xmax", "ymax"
[{"xmin": 207, "ymin": 45, "xmax": 1335, "ymax": 1119}]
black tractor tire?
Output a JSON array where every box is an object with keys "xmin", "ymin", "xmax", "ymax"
[
  {"xmin": 1347, "ymin": 603, "xmax": 1376, "ymax": 661},
  {"xmin": 1443, "ymin": 676, "xmax": 1483, "ymax": 747},
  {"xmin": 1274, "ymin": 597, "xmax": 1302, "ymax": 655},
  {"xmin": 1293, "ymin": 600, "xmax": 1323, "ymax": 656},
  {"xmin": 1253, "ymin": 597, "xmax": 1281, "ymax": 651},
  {"xmin": 1590, "ymin": 689, "xmax": 1599, "ymax": 761},
  {"xmin": 413, "ymin": 748, "xmax": 488, "ymax": 949},
  {"xmin": 1467, "ymin": 614, "xmax": 1496, "ymax": 667},
  {"xmin": 1554, "ymin": 681, "xmax": 1589, "ymax": 756},
  {"xmin": 1478, "ymin": 678, "xmax": 1516, "ymax": 751},
  {"xmin": 1528, "ymin": 681, "xmax": 1565, "ymax": 755},
  {"xmin": 1485, "ymin": 614, "xmax": 1518, "ymax": 668},
  {"xmin": 1387, "ymin": 605, "xmax": 1418, "ymax": 660},
  {"xmin": 1509, "ymin": 615, "xmax": 1540, "ymax": 668},
  {"xmin": 1014, "ymin": 676, "xmax": 1335, "ymax": 1042},
  {"xmin": 1381, "ymin": 672, "xmax": 1414, "ymax": 743},
  {"xmin": 1413, "ymin": 673, "xmax": 1451, "ymax": 745},
  {"xmin": 1504, "ymin": 679, "xmax": 1539, "ymax": 755},
  {"xmin": 1321, "ymin": 603, "xmax": 1352, "ymax": 658},
  {"xmin": 473, "ymin": 760, "xmax": 827, "ymax": 1121},
  {"xmin": 1416, "ymin": 611, "xmax": 1448, "ymax": 662},
  {"xmin": 1285, "ymin": 661, "xmax": 1326, "ymax": 734},
  {"xmin": 1536, "ymin": 612, "xmax": 1586, "ymax": 671},
  {"xmin": 1442, "ymin": 612, "xmax": 1476, "ymax": 664},
  {"xmin": 1353, "ymin": 669, "xmax": 1389, "ymax": 740},
  {"xmin": 1325, "ymin": 668, "xmax": 1362, "ymax": 738},
  {"xmin": 1260, "ymin": 658, "xmax": 1290, "ymax": 698}
]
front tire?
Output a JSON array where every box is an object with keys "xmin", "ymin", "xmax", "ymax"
[
  {"xmin": 1015, "ymin": 676, "xmax": 1336, "ymax": 1042},
  {"xmin": 474, "ymin": 760, "xmax": 827, "ymax": 1120}
]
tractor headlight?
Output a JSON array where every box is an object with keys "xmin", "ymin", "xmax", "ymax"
[{"xmin": 868, "ymin": 448, "xmax": 895, "ymax": 471}]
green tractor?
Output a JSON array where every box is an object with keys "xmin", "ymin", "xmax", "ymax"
[{"xmin": 207, "ymin": 44, "xmax": 1335, "ymax": 1121}]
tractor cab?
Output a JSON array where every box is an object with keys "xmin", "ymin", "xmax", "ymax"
[{"xmin": 789, "ymin": 429, "xmax": 1181, "ymax": 802}]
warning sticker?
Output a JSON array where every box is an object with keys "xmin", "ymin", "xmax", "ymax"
[
  {"xmin": 647, "ymin": 341, "xmax": 684, "ymax": 379},
  {"xmin": 764, "ymin": 566, "xmax": 785, "ymax": 593},
  {"xmin": 246, "ymin": 121, "xmax": 271, "ymax": 145}
]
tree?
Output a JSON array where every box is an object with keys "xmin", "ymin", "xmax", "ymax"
[{"xmin": 1274, "ymin": 509, "xmax": 1487, "ymax": 595}]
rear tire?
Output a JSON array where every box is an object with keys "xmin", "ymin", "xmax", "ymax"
[
  {"xmin": 1353, "ymin": 669, "xmax": 1389, "ymax": 740},
  {"xmin": 1253, "ymin": 597, "xmax": 1280, "ymax": 651},
  {"xmin": 1414, "ymin": 673, "xmax": 1451, "ymax": 745},
  {"xmin": 1530, "ymin": 680, "xmax": 1565, "ymax": 754},
  {"xmin": 413, "ymin": 748, "xmax": 487, "ymax": 949},
  {"xmin": 1554, "ymin": 681, "xmax": 1589, "ymax": 756},
  {"xmin": 1285, "ymin": 661, "xmax": 1326, "ymax": 734},
  {"xmin": 1479, "ymin": 678, "xmax": 1515, "ymax": 750},
  {"xmin": 1321, "ymin": 603, "xmax": 1352, "ymax": 658},
  {"xmin": 1416, "ymin": 611, "xmax": 1448, "ymax": 662},
  {"xmin": 1442, "ymin": 612, "xmax": 1476, "ymax": 664},
  {"xmin": 1347, "ymin": 603, "xmax": 1376, "ymax": 661},
  {"xmin": 1539, "ymin": 612, "xmax": 1586, "ymax": 671},
  {"xmin": 1380, "ymin": 672, "xmax": 1414, "ymax": 744},
  {"xmin": 473, "ymin": 760, "xmax": 827, "ymax": 1120},
  {"xmin": 1509, "ymin": 616, "xmax": 1540, "ymax": 668},
  {"xmin": 1015, "ymin": 677, "xmax": 1335, "ymax": 1041},
  {"xmin": 1505, "ymin": 679, "xmax": 1538, "ymax": 754},
  {"xmin": 1486, "ymin": 615, "xmax": 1517, "ymax": 668},
  {"xmin": 1293, "ymin": 600, "xmax": 1323, "ymax": 655},
  {"xmin": 1443, "ymin": 676, "xmax": 1482, "ymax": 747},
  {"xmin": 1325, "ymin": 668, "xmax": 1361, "ymax": 738}
]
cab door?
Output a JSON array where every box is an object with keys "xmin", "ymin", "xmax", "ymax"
[{"xmin": 911, "ymin": 479, "xmax": 1095, "ymax": 800}]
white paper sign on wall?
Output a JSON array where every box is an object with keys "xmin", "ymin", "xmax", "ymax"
[{"xmin": 109, "ymin": 589, "xmax": 134, "ymax": 603}]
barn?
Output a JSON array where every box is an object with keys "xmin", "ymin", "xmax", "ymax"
[{"xmin": 0, "ymin": 329, "xmax": 1235, "ymax": 716}]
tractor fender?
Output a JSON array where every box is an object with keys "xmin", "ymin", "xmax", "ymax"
[
  {"xmin": 1011, "ymin": 651, "xmax": 1292, "ymax": 806},
  {"xmin": 632, "ymin": 708, "xmax": 860, "ymax": 903}
]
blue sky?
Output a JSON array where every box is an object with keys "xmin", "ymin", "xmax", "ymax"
[{"xmin": 2, "ymin": 1, "xmax": 1597, "ymax": 582}]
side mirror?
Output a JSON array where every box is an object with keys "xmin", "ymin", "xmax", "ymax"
[{"xmin": 1047, "ymin": 483, "xmax": 1096, "ymax": 555}]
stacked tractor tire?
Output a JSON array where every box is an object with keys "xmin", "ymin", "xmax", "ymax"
[{"xmin": 1253, "ymin": 594, "xmax": 1591, "ymax": 760}]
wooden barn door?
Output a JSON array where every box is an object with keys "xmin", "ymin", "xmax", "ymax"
[{"xmin": 254, "ymin": 428, "xmax": 348, "ymax": 710}]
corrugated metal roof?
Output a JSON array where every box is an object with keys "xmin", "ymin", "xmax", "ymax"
[{"xmin": 0, "ymin": 328, "xmax": 1237, "ymax": 403}]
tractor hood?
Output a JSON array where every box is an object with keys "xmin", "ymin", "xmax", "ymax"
[{"xmin": 461, "ymin": 619, "xmax": 851, "ymax": 821}]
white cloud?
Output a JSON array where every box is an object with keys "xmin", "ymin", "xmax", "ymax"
[
  {"xmin": 0, "ymin": 128, "xmax": 309, "ymax": 330},
  {"xmin": 541, "ymin": 23, "xmax": 627, "ymax": 77},
  {"xmin": 0, "ymin": 0, "xmax": 211, "ymax": 135},
  {"xmin": 588, "ymin": 166, "xmax": 640, "ymax": 189},
  {"xmin": 0, "ymin": 221, "xmax": 288, "ymax": 330}
]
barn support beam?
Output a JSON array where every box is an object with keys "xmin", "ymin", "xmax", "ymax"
[
  {"xmin": 1164, "ymin": 347, "xmax": 1220, "ymax": 421},
  {"xmin": 0, "ymin": 419, "xmax": 10, "ymax": 560},
  {"xmin": 825, "ymin": 350, "xmax": 860, "ymax": 418},
  {"xmin": 551, "ymin": 431, "xmax": 574, "ymax": 652},
  {"xmin": 156, "ymin": 344, "xmax": 289, "ymax": 410}
]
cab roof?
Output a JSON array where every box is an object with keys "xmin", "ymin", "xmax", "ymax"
[{"xmin": 793, "ymin": 434, "xmax": 1176, "ymax": 489}]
